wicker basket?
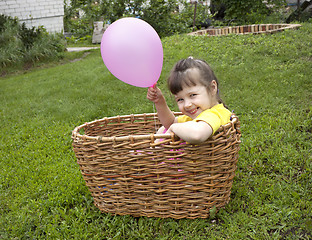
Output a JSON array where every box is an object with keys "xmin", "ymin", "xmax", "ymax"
[{"xmin": 72, "ymin": 112, "xmax": 241, "ymax": 219}]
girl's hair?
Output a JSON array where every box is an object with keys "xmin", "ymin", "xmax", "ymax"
[{"xmin": 168, "ymin": 57, "xmax": 226, "ymax": 106}]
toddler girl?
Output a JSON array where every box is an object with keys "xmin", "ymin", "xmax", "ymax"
[{"xmin": 147, "ymin": 57, "xmax": 231, "ymax": 144}]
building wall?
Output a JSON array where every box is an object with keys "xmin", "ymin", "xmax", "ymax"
[{"xmin": 0, "ymin": 0, "xmax": 64, "ymax": 33}]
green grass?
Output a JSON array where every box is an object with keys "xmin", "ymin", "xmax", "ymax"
[{"xmin": 1, "ymin": 23, "xmax": 312, "ymax": 239}]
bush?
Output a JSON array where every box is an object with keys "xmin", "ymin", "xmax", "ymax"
[
  {"xmin": 210, "ymin": 0, "xmax": 287, "ymax": 25},
  {"xmin": 0, "ymin": 14, "xmax": 65, "ymax": 71},
  {"xmin": 64, "ymin": 0, "xmax": 210, "ymax": 39},
  {"xmin": 140, "ymin": 0, "xmax": 192, "ymax": 37}
]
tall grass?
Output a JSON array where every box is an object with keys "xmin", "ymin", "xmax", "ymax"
[
  {"xmin": 0, "ymin": 23, "xmax": 311, "ymax": 239},
  {"xmin": 0, "ymin": 15, "xmax": 65, "ymax": 74}
]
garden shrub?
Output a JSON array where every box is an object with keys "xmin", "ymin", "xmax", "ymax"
[
  {"xmin": 64, "ymin": 0, "xmax": 209, "ymax": 39},
  {"xmin": 0, "ymin": 14, "xmax": 65, "ymax": 71},
  {"xmin": 19, "ymin": 23, "xmax": 42, "ymax": 50},
  {"xmin": 210, "ymin": 0, "xmax": 287, "ymax": 25}
]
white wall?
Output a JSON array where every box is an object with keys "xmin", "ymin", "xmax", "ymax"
[{"xmin": 0, "ymin": 0, "xmax": 64, "ymax": 33}]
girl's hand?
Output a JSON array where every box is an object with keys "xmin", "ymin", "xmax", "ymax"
[
  {"xmin": 147, "ymin": 84, "xmax": 164, "ymax": 103},
  {"xmin": 147, "ymin": 84, "xmax": 176, "ymax": 130}
]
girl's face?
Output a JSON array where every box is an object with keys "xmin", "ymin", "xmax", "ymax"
[{"xmin": 174, "ymin": 81, "xmax": 218, "ymax": 119}]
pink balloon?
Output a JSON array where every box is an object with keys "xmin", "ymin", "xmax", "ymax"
[{"xmin": 101, "ymin": 18, "xmax": 163, "ymax": 88}]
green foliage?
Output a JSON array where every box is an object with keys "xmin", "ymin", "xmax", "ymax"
[
  {"xmin": 64, "ymin": 0, "xmax": 129, "ymax": 37},
  {"xmin": 64, "ymin": 0, "xmax": 209, "ymax": 39},
  {"xmin": 0, "ymin": 15, "xmax": 65, "ymax": 73},
  {"xmin": 211, "ymin": 0, "xmax": 287, "ymax": 25},
  {"xmin": 19, "ymin": 23, "xmax": 42, "ymax": 49},
  {"xmin": 0, "ymin": 15, "xmax": 23, "ymax": 68},
  {"xmin": 140, "ymin": 0, "xmax": 191, "ymax": 37},
  {"xmin": 65, "ymin": 34, "xmax": 93, "ymax": 45},
  {"xmin": 0, "ymin": 23, "xmax": 312, "ymax": 239}
]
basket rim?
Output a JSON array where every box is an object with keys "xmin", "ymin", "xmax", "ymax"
[{"xmin": 72, "ymin": 112, "xmax": 239, "ymax": 142}]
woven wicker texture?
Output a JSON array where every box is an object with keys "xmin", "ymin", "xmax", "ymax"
[{"xmin": 72, "ymin": 113, "xmax": 241, "ymax": 219}]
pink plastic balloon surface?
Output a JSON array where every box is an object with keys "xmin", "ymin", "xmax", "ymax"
[{"xmin": 101, "ymin": 18, "xmax": 163, "ymax": 88}]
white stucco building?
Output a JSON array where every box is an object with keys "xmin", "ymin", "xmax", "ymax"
[{"xmin": 0, "ymin": 0, "xmax": 64, "ymax": 33}]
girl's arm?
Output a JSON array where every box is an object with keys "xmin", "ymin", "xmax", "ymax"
[
  {"xmin": 147, "ymin": 85, "xmax": 175, "ymax": 129},
  {"xmin": 167, "ymin": 120, "xmax": 213, "ymax": 144}
]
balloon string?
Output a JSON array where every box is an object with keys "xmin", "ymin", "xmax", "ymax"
[{"xmin": 153, "ymin": 103, "xmax": 157, "ymax": 132}]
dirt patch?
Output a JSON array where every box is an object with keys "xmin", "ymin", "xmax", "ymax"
[{"xmin": 69, "ymin": 52, "xmax": 92, "ymax": 63}]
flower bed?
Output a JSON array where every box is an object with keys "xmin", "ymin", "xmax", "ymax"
[{"xmin": 188, "ymin": 24, "xmax": 301, "ymax": 36}]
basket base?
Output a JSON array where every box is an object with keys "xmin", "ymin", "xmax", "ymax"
[{"xmin": 92, "ymin": 189, "xmax": 231, "ymax": 219}]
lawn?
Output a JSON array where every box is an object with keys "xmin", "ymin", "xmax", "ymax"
[{"xmin": 0, "ymin": 22, "xmax": 312, "ymax": 239}]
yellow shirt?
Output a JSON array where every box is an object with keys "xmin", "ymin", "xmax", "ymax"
[{"xmin": 177, "ymin": 104, "xmax": 232, "ymax": 134}]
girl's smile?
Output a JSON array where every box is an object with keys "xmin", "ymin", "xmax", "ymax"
[{"xmin": 174, "ymin": 83, "xmax": 218, "ymax": 119}]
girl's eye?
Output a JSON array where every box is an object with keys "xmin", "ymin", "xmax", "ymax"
[
  {"xmin": 190, "ymin": 94, "xmax": 197, "ymax": 97},
  {"xmin": 176, "ymin": 98, "xmax": 183, "ymax": 103}
]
